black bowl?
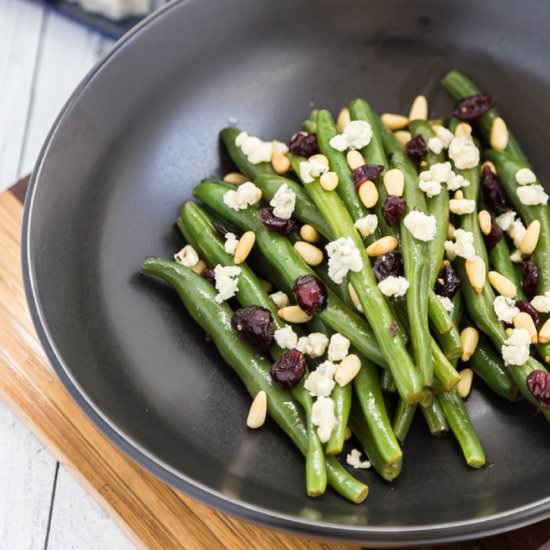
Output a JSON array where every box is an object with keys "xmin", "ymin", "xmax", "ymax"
[{"xmin": 23, "ymin": 0, "xmax": 550, "ymax": 545}]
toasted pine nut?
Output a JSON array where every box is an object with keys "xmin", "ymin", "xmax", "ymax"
[
  {"xmin": 247, "ymin": 391, "xmax": 267, "ymax": 429},
  {"xmin": 294, "ymin": 241, "xmax": 324, "ymax": 266},
  {"xmin": 348, "ymin": 283, "xmax": 363, "ymax": 313},
  {"xmin": 519, "ymin": 220, "xmax": 541, "ymax": 255},
  {"xmin": 335, "ymin": 354, "xmax": 362, "ymax": 386},
  {"xmin": 457, "ymin": 369, "xmax": 474, "ymax": 399},
  {"xmin": 346, "ymin": 149, "xmax": 365, "ymax": 170},
  {"xmin": 490, "ymin": 117, "xmax": 509, "ymax": 151},
  {"xmin": 480, "ymin": 160, "xmax": 496, "ymax": 174},
  {"xmin": 465, "ymin": 256, "xmax": 486, "ymax": 294},
  {"xmin": 383, "ymin": 168, "xmax": 405, "ymax": 196},
  {"xmin": 223, "ymin": 172, "xmax": 247, "ymax": 185},
  {"xmin": 270, "ymin": 291, "xmax": 289, "ymax": 309},
  {"xmin": 478, "ymin": 210, "xmax": 492, "ymax": 236},
  {"xmin": 258, "ymin": 278, "xmax": 272, "ymax": 293},
  {"xmin": 454, "ymin": 122, "xmax": 472, "ymax": 139},
  {"xmin": 460, "ymin": 327, "xmax": 479, "ymax": 361},
  {"xmin": 234, "ymin": 231, "xmax": 256, "ymax": 264},
  {"xmin": 513, "ymin": 311, "xmax": 538, "ymax": 343},
  {"xmin": 488, "ymin": 271, "xmax": 517, "ymax": 298},
  {"xmin": 174, "ymin": 244, "xmax": 199, "ymax": 268},
  {"xmin": 309, "ymin": 153, "xmax": 329, "ymax": 167},
  {"xmin": 271, "ymin": 151, "xmax": 290, "ymax": 174},
  {"xmin": 191, "ymin": 259, "xmax": 206, "ymax": 275},
  {"xmin": 320, "ymin": 171, "xmax": 339, "ymax": 191},
  {"xmin": 381, "ymin": 113, "xmax": 409, "ymax": 130},
  {"xmin": 358, "ymin": 180, "xmax": 379, "ymax": 208},
  {"xmin": 454, "ymin": 189, "xmax": 464, "ymax": 200},
  {"xmin": 539, "ymin": 318, "xmax": 550, "ymax": 344},
  {"xmin": 344, "ymin": 427, "xmax": 352, "ymax": 440},
  {"xmin": 394, "ymin": 130, "xmax": 412, "ymax": 147},
  {"xmin": 447, "ymin": 223, "xmax": 456, "ymax": 239},
  {"xmin": 366, "ymin": 236, "xmax": 398, "ymax": 257},
  {"xmin": 278, "ymin": 305, "xmax": 312, "ymax": 323},
  {"xmin": 409, "ymin": 95, "xmax": 428, "ymax": 121},
  {"xmin": 336, "ymin": 107, "xmax": 351, "ymax": 132},
  {"xmin": 300, "ymin": 224, "xmax": 320, "ymax": 243}
]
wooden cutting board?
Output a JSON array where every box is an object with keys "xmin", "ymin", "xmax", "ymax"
[{"xmin": 0, "ymin": 182, "xmax": 548, "ymax": 550}]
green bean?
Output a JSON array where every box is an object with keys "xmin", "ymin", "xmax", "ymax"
[
  {"xmin": 420, "ymin": 399, "xmax": 449, "ymax": 437},
  {"xmin": 142, "ymin": 258, "xmax": 368, "ymax": 502},
  {"xmin": 392, "ymin": 400, "xmax": 416, "ymax": 444},
  {"xmin": 428, "ymin": 292, "xmax": 455, "ymax": 334},
  {"xmin": 488, "ymin": 237, "xmax": 524, "ymax": 299},
  {"xmin": 437, "ymin": 390, "xmax": 485, "ymax": 467},
  {"xmin": 437, "ymin": 294, "xmax": 464, "ymax": 361},
  {"xmin": 303, "ymin": 110, "xmax": 319, "ymax": 133},
  {"xmin": 381, "ymin": 368, "xmax": 396, "ymax": 393},
  {"xmin": 431, "ymin": 338, "xmax": 461, "ymax": 390}
]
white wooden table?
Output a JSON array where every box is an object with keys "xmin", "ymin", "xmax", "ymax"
[{"xmin": 0, "ymin": 1, "xmax": 134, "ymax": 547}]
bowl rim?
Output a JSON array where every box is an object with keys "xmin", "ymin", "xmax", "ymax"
[{"xmin": 21, "ymin": 0, "xmax": 550, "ymax": 544}]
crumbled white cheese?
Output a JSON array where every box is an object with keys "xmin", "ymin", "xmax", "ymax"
[
  {"xmin": 531, "ymin": 292, "xmax": 550, "ymax": 313},
  {"xmin": 174, "ymin": 245, "xmax": 199, "ymax": 267},
  {"xmin": 403, "ymin": 210, "xmax": 437, "ymax": 241},
  {"xmin": 328, "ymin": 333, "xmax": 350, "ymax": 362},
  {"xmin": 297, "ymin": 332, "xmax": 329, "ymax": 358},
  {"xmin": 428, "ymin": 136, "xmax": 444, "ymax": 154},
  {"xmin": 272, "ymin": 140, "xmax": 289, "ymax": 154},
  {"xmin": 515, "ymin": 168, "xmax": 537, "ymax": 185},
  {"xmin": 274, "ymin": 325, "xmax": 298, "ymax": 349},
  {"xmin": 449, "ymin": 198, "xmax": 476, "ymax": 215},
  {"xmin": 235, "ymin": 131, "xmax": 273, "ymax": 164},
  {"xmin": 269, "ymin": 183, "xmax": 296, "ymax": 220},
  {"xmin": 305, "ymin": 361, "xmax": 337, "ymax": 398},
  {"xmin": 437, "ymin": 295, "xmax": 454, "ymax": 313},
  {"xmin": 448, "ymin": 136, "xmax": 480, "ymax": 169},
  {"xmin": 346, "ymin": 448, "xmax": 371, "ymax": 470},
  {"xmin": 495, "ymin": 210, "xmax": 516, "ymax": 232},
  {"xmin": 270, "ymin": 291, "xmax": 289, "ymax": 309},
  {"xmin": 493, "ymin": 296, "xmax": 519, "ymax": 323},
  {"xmin": 510, "ymin": 249, "xmax": 523, "ymax": 263},
  {"xmin": 329, "ymin": 120, "xmax": 373, "ymax": 151},
  {"xmin": 429, "ymin": 161, "xmax": 453, "ymax": 183},
  {"xmin": 501, "ymin": 328, "xmax": 531, "ymax": 366},
  {"xmin": 355, "ymin": 214, "xmax": 378, "ymax": 237},
  {"xmin": 223, "ymin": 181, "xmax": 262, "ymax": 211},
  {"xmin": 378, "ymin": 275, "xmax": 409, "ymax": 298},
  {"xmin": 446, "ymin": 173, "xmax": 470, "ymax": 192},
  {"xmin": 311, "ymin": 396, "xmax": 336, "ymax": 443},
  {"xmin": 326, "ymin": 237, "xmax": 364, "ymax": 284},
  {"xmin": 517, "ymin": 185, "xmax": 549, "ymax": 206},
  {"xmin": 434, "ymin": 125, "xmax": 454, "ymax": 148},
  {"xmin": 224, "ymin": 233, "xmax": 238, "ymax": 255},
  {"xmin": 419, "ymin": 178, "xmax": 442, "ymax": 198},
  {"xmin": 509, "ymin": 219, "xmax": 526, "ymax": 248},
  {"xmin": 444, "ymin": 229, "xmax": 476, "ymax": 260},
  {"xmin": 299, "ymin": 158, "xmax": 329, "ymax": 183},
  {"xmin": 213, "ymin": 265, "xmax": 241, "ymax": 303}
]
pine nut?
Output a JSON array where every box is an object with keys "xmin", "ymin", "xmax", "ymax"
[
  {"xmin": 447, "ymin": 223, "xmax": 456, "ymax": 239},
  {"xmin": 505, "ymin": 328, "xmax": 514, "ymax": 337},
  {"xmin": 258, "ymin": 278, "xmax": 273, "ymax": 293},
  {"xmin": 366, "ymin": 236, "xmax": 398, "ymax": 257},
  {"xmin": 336, "ymin": 107, "xmax": 351, "ymax": 132},
  {"xmin": 409, "ymin": 95, "xmax": 428, "ymax": 121},
  {"xmin": 454, "ymin": 122, "xmax": 472, "ymax": 139},
  {"xmin": 309, "ymin": 153, "xmax": 329, "ymax": 167},
  {"xmin": 480, "ymin": 160, "xmax": 496, "ymax": 174},
  {"xmin": 191, "ymin": 259, "xmax": 206, "ymax": 275},
  {"xmin": 539, "ymin": 318, "xmax": 550, "ymax": 344},
  {"xmin": 488, "ymin": 271, "xmax": 517, "ymax": 298},
  {"xmin": 294, "ymin": 241, "xmax": 324, "ymax": 266},
  {"xmin": 519, "ymin": 220, "xmax": 541, "ymax": 255},
  {"xmin": 460, "ymin": 327, "xmax": 479, "ymax": 361},
  {"xmin": 490, "ymin": 117, "xmax": 509, "ymax": 151},
  {"xmin": 348, "ymin": 283, "xmax": 363, "ymax": 313},
  {"xmin": 513, "ymin": 311, "xmax": 538, "ymax": 343},
  {"xmin": 346, "ymin": 149, "xmax": 365, "ymax": 170},
  {"xmin": 358, "ymin": 180, "xmax": 379, "ymax": 208},
  {"xmin": 271, "ymin": 151, "xmax": 290, "ymax": 174},
  {"xmin": 335, "ymin": 354, "xmax": 362, "ymax": 386},
  {"xmin": 344, "ymin": 427, "xmax": 352, "ymax": 440},
  {"xmin": 381, "ymin": 113, "xmax": 409, "ymax": 130},
  {"xmin": 457, "ymin": 368, "xmax": 474, "ymax": 399},
  {"xmin": 247, "ymin": 391, "xmax": 267, "ymax": 429},
  {"xmin": 454, "ymin": 189, "xmax": 464, "ymax": 200},
  {"xmin": 234, "ymin": 231, "xmax": 256, "ymax": 264},
  {"xmin": 270, "ymin": 291, "xmax": 289, "ymax": 309},
  {"xmin": 394, "ymin": 130, "xmax": 412, "ymax": 147},
  {"xmin": 300, "ymin": 224, "xmax": 320, "ymax": 243},
  {"xmin": 383, "ymin": 168, "xmax": 405, "ymax": 196},
  {"xmin": 278, "ymin": 305, "xmax": 312, "ymax": 323},
  {"xmin": 320, "ymin": 171, "xmax": 339, "ymax": 191},
  {"xmin": 223, "ymin": 172, "xmax": 247, "ymax": 185},
  {"xmin": 174, "ymin": 244, "xmax": 199, "ymax": 268},
  {"xmin": 465, "ymin": 256, "xmax": 486, "ymax": 293},
  {"xmin": 478, "ymin": 210, "xmax": 492, "ymax": 236}
]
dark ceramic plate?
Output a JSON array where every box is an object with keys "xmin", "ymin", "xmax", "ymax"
[{"xmin": 23, "ymin": 0, "xmax": 550, "ymax": 545}]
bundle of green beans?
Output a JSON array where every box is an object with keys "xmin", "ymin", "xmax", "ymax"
[{"xmin": 142, "ymin": 69, "xmax": 550, "ymax": 502}]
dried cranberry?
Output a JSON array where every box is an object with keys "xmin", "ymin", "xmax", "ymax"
[
  {"xmin": 383, "ymin": 196, "xmax": 406, "ymax": 226},
  {"xmin": 483, "ymin": 220, "xmax": 503, "ymax": 251},
  {"xmin": 435, "ymin": 263, "xmax": 460, "ymax": 298},
  {"xmin": 527, "ymin": 370, "xmax": 550, "ymax": 408},
  {"xmin": 352, "ymin": 164, "xmax": 385, "ymax": 187},
  {"xmin": 231, "ymin": 306, "xmax": 274, "ymax": 353},
  {"xmin": 481, "ymin": 166, "xmax": 510, "ymax": 215},
  {"xmin": 288, "ymin": 131, "xmax": 319, "ymax": 157},
  {"xmin": 293, "ymin": 275, "xmax": 327, "ymax": 315},
  {"xmin": 373, "ymin": 251, "xmax": 403, "ymax": 282},
  {"xmin": 201, "ymin": 268, "xmax": 216, "ymax": 285},
  {"xmin": 522, "ymin": 259, "xmax": 539, "ymax": 299},
  {"xmin": 260, "ymin": 207, "xmax": 300, "ymax": 234},
  {"xmin": 405, "ymin": 135, "xmax": 428, "ymax": 161},
  {"xmin": 212, "ymin": 221, "xmax": 229, "ymax": 236},
  {"xmin": 453, "ymin": 94, "xmax": 496, "ymax": 121},
  {"xmin": 271, "ymin": 349, "xmax": 306, "ymax": 389},
  {"xmin": 516, "ymin": 299, "xmax": 540, "ymax": 327}
]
